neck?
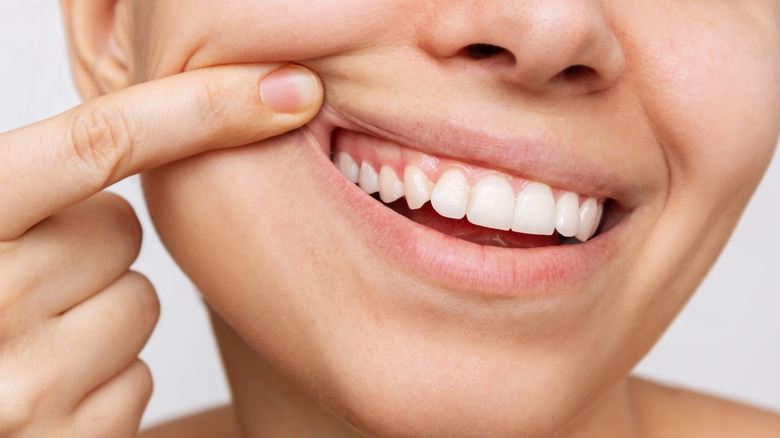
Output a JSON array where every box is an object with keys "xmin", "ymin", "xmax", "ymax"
[
  {"xmin": 556, "ymin": 378, "xmax": 644, "ymax": 438},
  {"xmin": 210, "ymin": 309, "xmax": 644, "ymax": 438},
  {"xmin": 210, "ymin": 309, "xmax": 362, "ymax": 437}
]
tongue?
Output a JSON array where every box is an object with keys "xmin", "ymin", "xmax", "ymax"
[{"xmin": 386, "ymin": 200, "xmax": 560, "ymax": 248}]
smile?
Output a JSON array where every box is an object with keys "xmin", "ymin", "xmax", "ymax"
[
  {"xmin": 331, "ymin": 129, "xmax": 605, "ymax": 247},
  {"xmin": 300, "ymin": 104, "xmax": 633, "ymax": 300}
]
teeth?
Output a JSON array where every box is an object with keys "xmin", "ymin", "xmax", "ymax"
[
  {"xmin": 334, "ymin": 152, "xmax": 360, "ymax": 183},
  {"xmin": 404, "ymin": 166, "xmax": 433, "ymax": 210},
  {"xmin": 555, "ymin": 192, "xmax": 580, "ymax": 238},
  {"xmin": 430, "ymin": 168, "xmax": 469, "ymax": 220},
  {"xmin": 575, "ymin": 198, "xmax": 599, "ymax": 242},
  {"xmin": 332, "ymin": 152, "xmax": 605, "ymax": 242},
  {"xmin": 379, "ymin": 166, "xmax": 404, "ymax": 203},
  {"xmin": 511, "ymin": 182, "xmax": 556, "ymax": 235},
  {"xmin": 358, "ymin": 162, "xmax": 379, "ymax": 195},
  {"xmin": 466, "ymin": 174, "xmax": 515, "ymax": 231}
]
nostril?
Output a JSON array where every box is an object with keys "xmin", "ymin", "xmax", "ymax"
[
  {"xmin": 462, "ymin": 43, "xmax": 512, "ymax": 61},
  {"xmin": 559, "ymin": 65, "xmax": 597, "ymax": 82}
]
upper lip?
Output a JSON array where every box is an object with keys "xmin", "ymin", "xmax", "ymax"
[{"xmin": 307, "ymin": 101, "xmax": 638, "ymax": 207}]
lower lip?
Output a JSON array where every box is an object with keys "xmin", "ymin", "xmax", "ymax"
[{"xmin": 299, "ymin": 119, "xmax": 623, "ymax": 301}]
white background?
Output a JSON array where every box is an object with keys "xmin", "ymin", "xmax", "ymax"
[{"xmin": 1, "ymin": 2, "xmax": 778, "ymax": 430}]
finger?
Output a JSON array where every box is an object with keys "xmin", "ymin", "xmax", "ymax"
[
  {"xmin": 0, "ymin": 64, "xmax": 323, "ymax": 240},
  {"xmin": 55, "ymin": 271, "xmax": 159, "ymax": 401},
  {"xmin": 13, "ymin": 192, "xmax": 141, "ymax": 316},
  {"xmin": 70, "ymin": 359, "xmax": 153, "ymax": 438}
]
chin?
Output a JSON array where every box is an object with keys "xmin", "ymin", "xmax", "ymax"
[{"xmin": 142, "ymin": 102, "xmax": 654, "ymax": 438}]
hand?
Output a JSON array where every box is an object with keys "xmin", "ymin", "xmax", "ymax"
[{"xmin": 0, "ymin": 64, "xmax": 323, "ymax": 437}]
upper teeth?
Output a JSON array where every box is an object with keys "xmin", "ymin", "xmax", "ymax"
[{"xmin": 334, "ymin": 151, "xmax": 603, "ymax": 242}]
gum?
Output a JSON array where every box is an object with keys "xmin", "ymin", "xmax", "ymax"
[{"xmin": 331, "ymin": 129, "xmax": 596, "ymax": 204}]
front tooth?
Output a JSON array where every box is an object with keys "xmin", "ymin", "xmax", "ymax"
[
  {"xmin": 379, "ymin": 166, "xmax": 404, "ymax": 203},
  {"xmin": 358, "ymin": 162, "xmax": 379, "ymax": 194},
  {"xmin": 511, "ymin": 182, "xmax": 556, "ymax": 235},
  {"xmin": 466, "ymin": 174, "xmax": 515, "ymax": 231},
  {"xmin": 430, "ymin": 168, "xmax": 469, "ymax": 219},
  {"xmin": 404, "ymin": 166, "xmax": 433, "ymax": 210},
  {"xmin": 334, "ymin": 152, "xmax": 359, "ymax": 183},
  {"xmin": 555, "ymin": 192, "xmax": 580, "ymax": 237},
  {"xmin": 575, "ymin": 198, "xmax": 598, "ymax": 242}
]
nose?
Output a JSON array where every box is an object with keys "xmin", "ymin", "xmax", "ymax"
[{"xmin": 420, "ymin": 0, "xmax": 626, "ymax": 94}]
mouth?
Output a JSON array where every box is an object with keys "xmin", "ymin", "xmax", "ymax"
[
  {"xmin": 300, "ymin": 104, "xmax": 632, "ymax": 299},
  {"xmin": 331, "ymin": 129, "xmax": 606, "ymax": 248}
]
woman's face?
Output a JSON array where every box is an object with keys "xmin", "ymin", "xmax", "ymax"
[{"xmin": 123, "ymin": 1, "xmax": 780, "ymax": 436}]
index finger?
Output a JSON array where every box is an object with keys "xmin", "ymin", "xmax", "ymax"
[{"xmin": 0, "ymin": 64, "xmax": 323, "ymax": 241}]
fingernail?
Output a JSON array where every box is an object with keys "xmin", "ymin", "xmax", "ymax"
[{"xmin": 260, "ymin": 66, "xmax": 319, "ymax": 113}]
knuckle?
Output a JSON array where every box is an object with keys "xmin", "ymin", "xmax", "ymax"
[
  {"xmin": 0, "ymin": 240, "xmax": 23, "ymax": 297},
  {"xmin": 0, "ymin": 282, "xmax": 12, "ymax": 324},
  {"xmin": 97, "ymin": 193, "xmax": 143, "ymax": 251},
  {"xmin": 126, "ymin": 272, "xmax": 160, "ymax": 330},
  {"xmin": 195, "ymin": 80, "xmax": 231, "ymax": 132},
  {"xmin": 67, "ymin": 105, "xmax": 136, "ymax": 188},
  {"xmin": 0, "ymin": 297, "xmax": 18, "ymax": 341},
  {"xmin": 0, "ymin": 274, "xmax": 24, "ymax": 339},
  {"xmin": 133, "ymin": 360, "xmax": 154, "ymax": 404},
  {"xmin": 0, "ymin": 379, "xmax": 45, "ymax": 436},
  {"xmin": 70, "ymin": 362, "xmax": 152, "ymax": 438}
]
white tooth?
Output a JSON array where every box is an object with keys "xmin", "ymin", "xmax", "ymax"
[
  {"xmin": 404, "ymin": 166, "xmax": 433, "ymax": 210},
  {"xmin": 466, "ymin": 174, "xmax": 515, "ymax": 231},
  {"xmin": 555, "ymin": 192, "xmax": 580, "ymax": 238},
  {"xmin": 575, "ymin": 197, "xmax": 599, "ymax": 242},
  {"xmin": 430, "ymin": 168, "xmax": 470, "ymax": 220},
  {"xmin": 379, "ymin": 166, "xmax": 404, "ymax": 203},
  {"xmin": 358, "ymin": 162, "xmax": 379, "ymax": 195},
  {"xmin": 511, "ymin": 182, "xmax": 556, "ymax": 235},
  {"xmin": 334, "ymin": 152, "xmax": 359, "ymax": 183}
]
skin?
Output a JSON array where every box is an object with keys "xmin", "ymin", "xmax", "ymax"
[
  {"xmin": 61, "ymin": 0, "xmax": 780, "ymax": 437},
  {"xmin": 0, "ymin": 12, "xmax": 324, "ymax": 436}
]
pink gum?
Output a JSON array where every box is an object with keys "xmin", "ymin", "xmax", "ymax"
[{"xmin": 332, "ymin": 129, "xmax": 596, "ymax": 204}]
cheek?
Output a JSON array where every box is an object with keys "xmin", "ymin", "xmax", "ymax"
[
  {"xmin": 132, "ymin": 0, "xmax": 424, "ymax": 78},
  {"xmin": 632, "ymin": 8, "xmax": 780, "ymax": 208},
  {"xmin": 142, "ymin": 135, "xmax": 333, "ymax": 306},
  {"xmin": 663, "ymin": 60, "xmax": 778, "ymax": 203},
  {"xmin": 141, "ymin": 131, "xmax": 378, "ymax": 363},
  {"xmin": 599, "ymin": 4, "xmax": 780, "ymax": 359}
]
